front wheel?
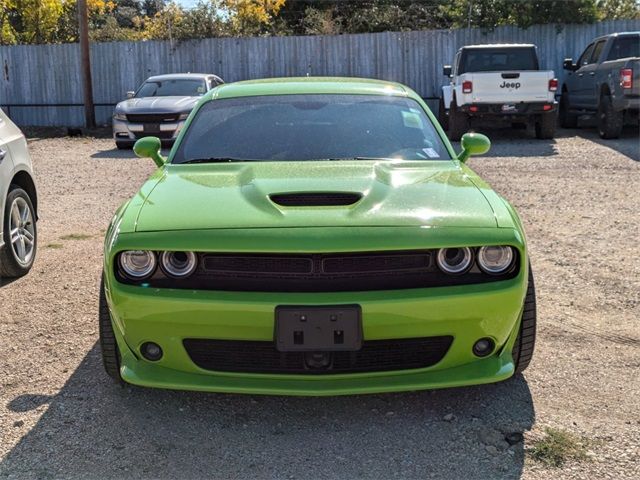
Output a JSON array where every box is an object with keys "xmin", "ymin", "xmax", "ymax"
[
  {"xmin": 99, "ymin": 275, "xmax": 123, "ymax": 384},
  {"xmin": 512, "ymin": 265, "xmax": 536, "ymax": 374},
  {"xmin": 597, "ymin": 94, "xmax": 623, "ymax": 139},
  {"xmin": 0, "ymin": 185, "xmax": 37, "ymax": 278}
]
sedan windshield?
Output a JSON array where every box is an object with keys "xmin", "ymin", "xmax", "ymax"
[
  {"xmin": 136, "ymin": 79, "xmax": 206, "ymax": 98},
  {"xmin": 172, "ymin": 94, "xmax": 450, "ymax": 163}
]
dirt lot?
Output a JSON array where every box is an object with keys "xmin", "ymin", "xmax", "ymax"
[{"xmin": 0, "ymin": 127, "xmax": 638, "ymax": 479}]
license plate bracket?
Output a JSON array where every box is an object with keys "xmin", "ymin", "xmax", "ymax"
[
  {"xmin": 143, "ymin": 123, "xmax": 161, "ymax": 133},
  {"xmin": 275, "ymin": 305, "xmax": 362, "ymax": 352},
  {"xmin": 501, "ymin": 104, "xmax": 517, "ymax": 112}
]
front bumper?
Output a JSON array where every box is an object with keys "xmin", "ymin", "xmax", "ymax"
[
  {"xmin": 104, "ymin": 226, "xmax": 528, "ymax": 395},
  {"xmin": 112, "ymin": 118, "xmax": 186, "ymax": 144}
]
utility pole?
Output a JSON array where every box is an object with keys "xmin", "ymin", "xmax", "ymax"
[{"xmin": 78, "ymin": 0, "xmax": 95, "ymax": 128}]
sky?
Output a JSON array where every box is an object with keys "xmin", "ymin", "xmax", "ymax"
[{"xmin": 176, "ymin": 0, "xmax": 199, "ymax": 7}]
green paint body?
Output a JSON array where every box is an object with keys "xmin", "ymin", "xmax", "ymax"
[{"xmin": 107, "ymin": 77, "xmax": 528, "ymax": 396}]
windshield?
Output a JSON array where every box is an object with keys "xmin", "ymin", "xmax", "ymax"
[
  {"xmin": 136, "ymin": 79, "xmax": 206, "ymax": 98},
  {"xmin": 172, "ymin": 94, "xmax": 450, "ymax": 163},
  {"xmin": 459, "ymin": 48, "xmax": 539, "ymax": 73}
]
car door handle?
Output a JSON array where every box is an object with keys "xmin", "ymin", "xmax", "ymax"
[
  {"xmin": 589, "ymin": 72, "xmax": 595, "ymax": 76},
  {"xmin": 578, "ymin": 73, "xmax": 583, "ymax": 77},
  {"xmin": 0, "ymin": 149, "xmax": 7, "ymax": 162}
]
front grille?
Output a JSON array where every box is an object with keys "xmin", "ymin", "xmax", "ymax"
[
  {"xmin": 270, "ymin": 192, "xmax": 362, "ymax": 207},
  {"xmin": 127, "ymin": 113, "xmax": 180, "ymax": 123},
  {"xmin": 183, "ymin": 337, "xmax": 453, "ymax": 374},
  {"xmin": 116, "ymin": 249, "xmax": 520, "ymax": 292}
]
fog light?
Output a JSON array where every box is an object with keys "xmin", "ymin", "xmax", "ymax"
[
  {"xmin": 473, "ymin": 338, "xmax": 495, "ymax": 357},
  {"xmin": 141, "ymin": 342, "xmax": 163, "ymax": 361}
]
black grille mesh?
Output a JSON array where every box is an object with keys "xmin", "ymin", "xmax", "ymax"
[
  {"xmin": 270, "ymin": 192, "xmax": 362, "ymax": 207},
  {"xmin": 127, "ymin": 113, "xmax": 180, "ymax": 123},
  {"xmin": 183, "ymin": 337, "xmax": 453, "ymax": 374}
]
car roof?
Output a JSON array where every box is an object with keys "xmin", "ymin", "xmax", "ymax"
[
  {"xmin": 207, "ymin": 77, "xmax": 410, "ymax": 100},
  {"xmin": 592, "ymin": 31, "xmax": 640, "ymax": 42},
  {"xmin": 460, "ymin": 44, "xmax": 536, "ymax": 50},
  {"xmin": 145, "ymin": 73, "xmax": 221, "ymax": 82}
]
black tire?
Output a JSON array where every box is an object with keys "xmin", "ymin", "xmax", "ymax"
[
  {"xmin": 597, "ymin": 94, "xmax": 624, "ymax": 139},
  {"xmin": 438, "ymin": 97, "xmax": 449, "ymax": 131},
  {"xmin": 115, "ymin": 141, "xmax": 132, "ymax": 150},
  {"xmin": 535, "ymin": 112, "xmax": 556, "ymax": 139},
  {"xmin": 0, "ymin": 186, "xmax": 37, "ymax": 278},
  {"xmin": 512, "ymin": 265, "xmax": 536, "ymax": 374},
  {"xmin": 99, "ymin": 275, "xmax": 123, "ymax": 384},
  {"xmin": 448, "ymin": 101, "xmax": 469, "ymax": 141},
  {"xmin": 559, "ymin": 91, "xmax": 578, "ymax": 128}
]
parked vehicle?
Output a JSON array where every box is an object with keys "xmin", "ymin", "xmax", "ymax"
[
  {"xmin": 560, "ymin": 32, "xmax": 640, "ymax": 139},
  {"xmin": 112, "ymin": 73, "xmax": 224, "ymax": 149},
  {"xmin": 440, "ymin": 44, "xmax": 558, "ymax": 140},
  {"xmin": 0, "ymin": 109, "xmax": 37, "ymax": 278},
  {"xmin": 100, "ymin": 77, "xmax": 536, "ymax": 395}
]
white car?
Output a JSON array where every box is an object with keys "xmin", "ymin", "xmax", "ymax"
[
  {"xmin": 440, "ymin": 44, "xmax": 558, "ymax": 140},
  {"xmin": 0, "ymin": 109, "xmax": 37, "ymax": 278}
]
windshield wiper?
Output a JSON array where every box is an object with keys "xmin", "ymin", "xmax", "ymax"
[{"xmin": 180, "ymin": 157, "xmax": 249, "ymax": 164}]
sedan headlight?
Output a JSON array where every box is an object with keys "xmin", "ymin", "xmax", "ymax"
[
  {"xmin": 436, "ymin": 247, "xmax": 473, "ymax": 274},
  {"xmin": 119, "ymin": 251, "xmax": 156, "ymax": 279},
  {"xmin": 477, "ymin": 246, "xmax": 514, "ymax": 274},
  {"xmin": 178, "ymin": 112, "xmax": 190, "ymax": 120},
  {"xmin": 160, "ymin": 251, "xmax": 197, "ymax": 278},
  {"xmin": 113, "ymin": 113, "xmax": 127, "ymax": 121}
]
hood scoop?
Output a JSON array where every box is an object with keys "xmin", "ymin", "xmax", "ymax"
[{"xmin": 269, "ymin": 192, "xmax": 362, "ymax": 207}]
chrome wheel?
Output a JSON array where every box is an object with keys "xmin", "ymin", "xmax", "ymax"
[{"xmin": 9, "ymin": 197, "xmax": 35, "ymax": 266}]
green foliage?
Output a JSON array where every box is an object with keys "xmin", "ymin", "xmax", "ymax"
[
  {"xmin": 528, "ymin": 427, "xmax": 590, "ymax": 467},
  {"xmin": 0, "ymin": 0, "xmax": 639, "ymax": 45}
]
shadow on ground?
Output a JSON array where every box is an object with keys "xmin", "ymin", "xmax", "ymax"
[
  {"xmin": 569, "ymin": 125, "xmax": 639, "ymax": 161},
  {"xmin": 1, "ymin": 344, "xmax": 535, "ymax": 479}
]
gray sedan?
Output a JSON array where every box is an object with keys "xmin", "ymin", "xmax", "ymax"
[{"xmin": 112, "ymin": 73, "xmax": 224, "ymax": 149}]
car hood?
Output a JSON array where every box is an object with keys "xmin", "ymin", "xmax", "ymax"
[
  {"xmin": 115, "ymin": 96, "xmax": 200, "ymax": 114},
  {"xmin": 133, "ymin": 161, "xmax": 499, "ymax": 232}
]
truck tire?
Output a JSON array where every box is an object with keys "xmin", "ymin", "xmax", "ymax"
[
  {"xmin": 559, "ymin": 92, "xmax": 578, "ymax": 128},
  {"xmin": 99, "ymin": 275, "xmax": 124, "ymax": 385},
  {"xmin": 535, "ymin": 112, "xmax": 556, "ymax": 139},
  {"xmin": 597, "ymin": 94, "xmax": 623, "ymax": 139},
  {"xmin": 438, "ymin": 97, "xmax": 449, "ymax": 131},
  {"xmin": 448, "ymin": 102, "xmax": 469, "ymax": 141},
  {"xmin": 512, "ymin": 265, "xmax": 536, "ymax": 374}
]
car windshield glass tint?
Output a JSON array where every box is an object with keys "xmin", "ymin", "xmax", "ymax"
[
  {"xmin": 172, "ymin": 94, "xmax": 451, "ymax": 163},
  {"xmin": 136, "ymin": 79, "xmax": 206, "ymax": 97},
  {"xmin": 460, "ymin": 48, "xmax": 538, "ymax": 73},
  {"xmin": 607, "ymin": 36, "xmax": 640, "ymax": 60}
]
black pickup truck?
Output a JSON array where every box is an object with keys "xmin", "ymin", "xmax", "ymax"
[{"xmin": 560, "ymin": 32, "xmax": 639, "ymax": 139}]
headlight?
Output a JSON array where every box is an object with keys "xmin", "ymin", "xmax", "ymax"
[
  {"xmin": 178, "ymin": 113, "xmax": 190, "ymax": 120},
  {"xmin": 436, "ymin": 247, "xmax": 473, "ymax": 274},
  {"xmin": 119, "ymin": 251, "xmax": 156, "ymax": 279},
  {"xmin": 160, "ymin": 251, "xmax": 197, "ymax": 278},
  {"xmin": 477, "ymin": 246, "xmax": 514, "ymax": 274},
  {"xmin": 113, "ymin": 113, "xmax": 127, "ymax": 121}
]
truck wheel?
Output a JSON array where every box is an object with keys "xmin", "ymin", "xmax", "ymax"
[
  {"xmin": 535, "ymin": 112, "xmax": 556, "ymax": 139},
  {"xmin": 448, "ymin": 102, "xmax": 469, "ymax": 141},
  {"xmin": 99, "ymin": 275, "xmax": 124, "ymax": 385},
  {"xmin": 512, "ymin": 265, "xmax": 536, "ymax": 374},
  {"xmin": 438, "ymin": 97, "xmax": 449, "ymax": 131},
  {"xmin": 597, "ymin": 94, "xmax": 623, "ymax": 139},
  {"xmin": 559, "ymin": 92, "xmax": 578, "ymax": 128}
]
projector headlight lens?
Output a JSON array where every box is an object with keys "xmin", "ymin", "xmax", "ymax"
[
  {"xmin": 437, "ymin": 247, "xmax": 473, "ymax": 274},
  {"xmin": 119, "ymin": 250, "xmax": 156, "ymax": 279},
  {"xmin": 477, "ymin": 246, "xmax": 514, "ymax": 274},
  {"xmin": 160, "ymin": 251, "xmax": 197, "ymax": 278}
]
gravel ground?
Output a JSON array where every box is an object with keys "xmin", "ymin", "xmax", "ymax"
[{"xmin": 0, "ymin": 127, "xmax": 638, "ymax": 479}]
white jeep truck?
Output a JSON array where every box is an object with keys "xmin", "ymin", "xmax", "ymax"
[{"xmin": 440, "ymin": 44, "xmax": 558, "ymax": 140}]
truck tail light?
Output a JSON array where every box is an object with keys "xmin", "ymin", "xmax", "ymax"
[
  {"xmin": 548, "ymin": 78, "xmax": 558, "ymax": 92},
  {"xmin": 620, "ymin": 68, "xmax": 633, "ymax": 89},
  {"xmin": 462, "ymin": 81, "xmax": 473, "ymax": 94}
]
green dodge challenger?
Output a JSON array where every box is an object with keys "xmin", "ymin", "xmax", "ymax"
[{"xmin": 100, "ymin": 77, "xmax": 536, "ymax": 396}]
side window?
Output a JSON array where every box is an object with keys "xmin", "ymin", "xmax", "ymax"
[
  {"xmin": 590, "ymin": 41, "xmax": 605, "ymax": 64},
  {"xmin": 453, "ymin": 52, "xmax": 461, "ymax": 76},
  {"xmin": 577, "ymin": 43, "xmax": 595, "ymax": 67}
]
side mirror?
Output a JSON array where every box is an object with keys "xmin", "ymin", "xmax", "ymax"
[
  {"xmin": 126, "ymin": 91, "xmax": 135, "ymax": 99},
  {"xmin": 133, "ymin": 137, "xmax": 166, "ymax": 167},
  {"xmin": 443, "ymin": 65, "xmax": 452, "ymax": 77},
  {"xmin": 458, "ymin": 132, "xmax": 490, "ymax": 163},
  {"xmin": 563, "ymin": 58, "xmax": 576, "ymax": 71}
]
